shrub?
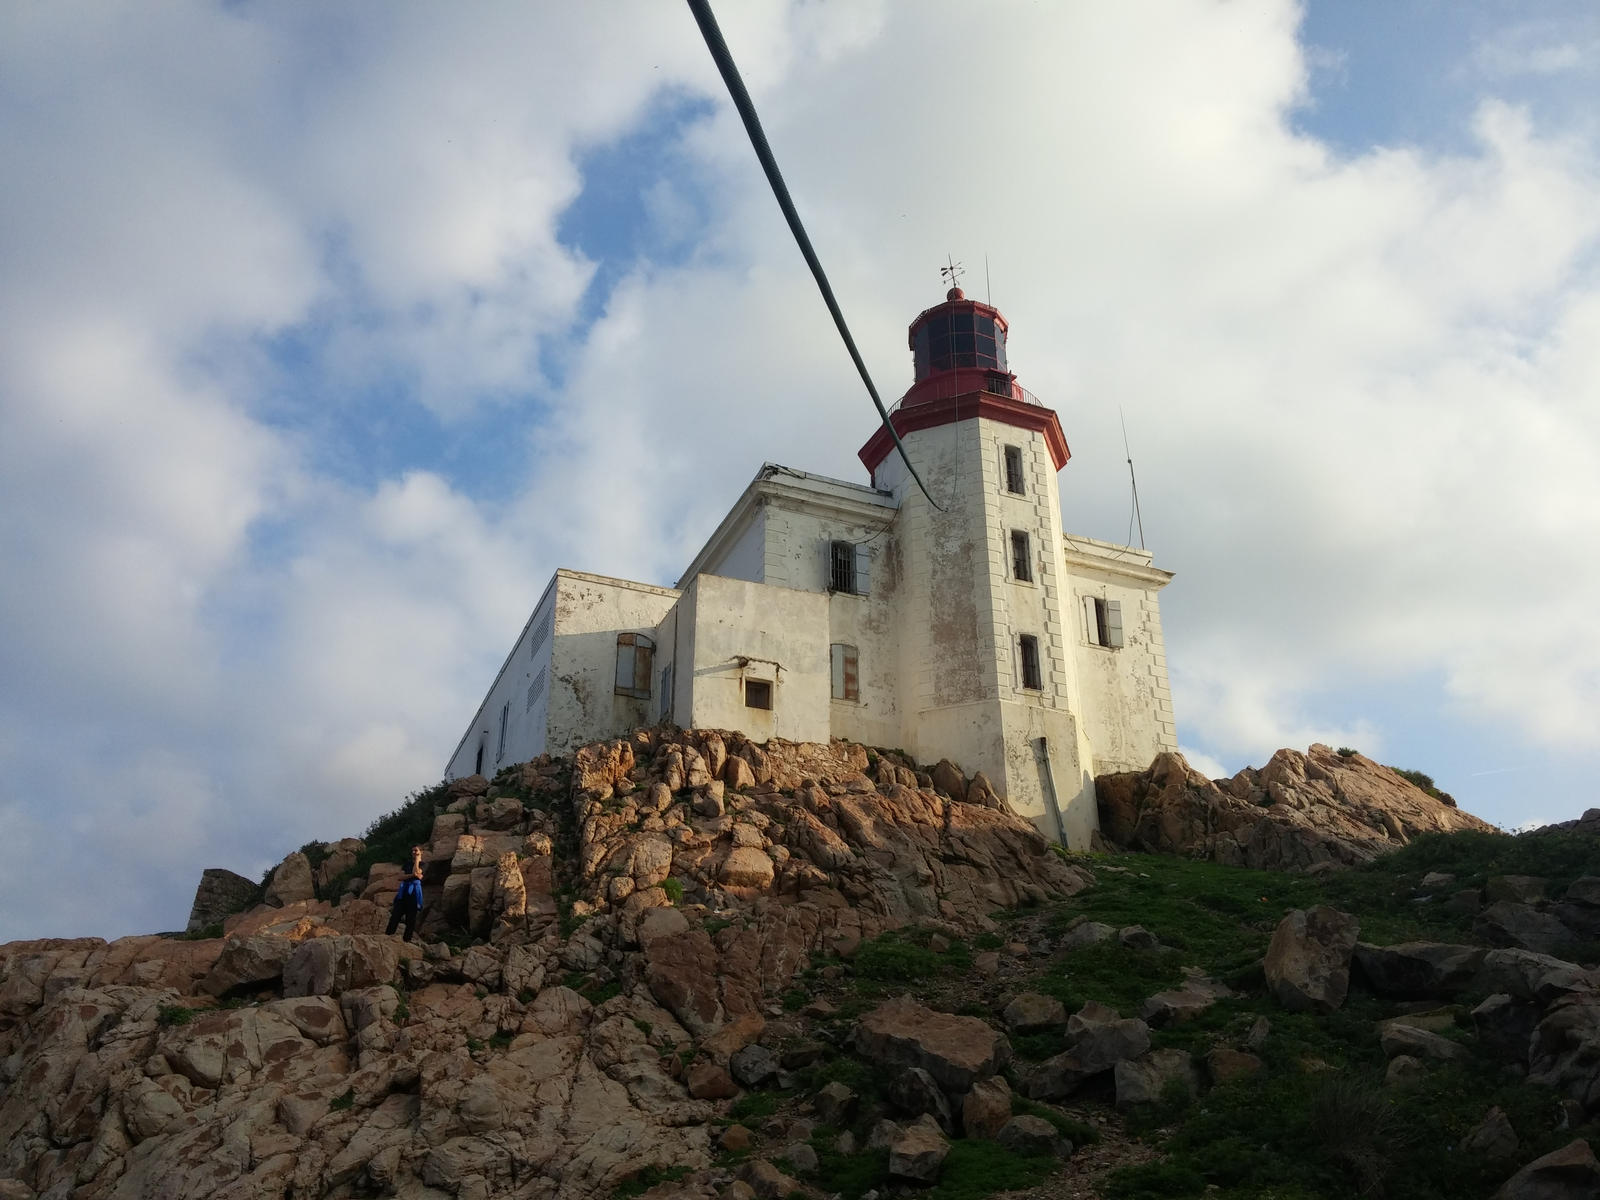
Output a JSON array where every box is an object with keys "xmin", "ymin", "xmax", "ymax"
[
  {"xmin": 156, "ymin": 1005, "xmax": 195, "ymax": 1027},
  {"xmin": 329, "ymin": 1088, "xmax": 354, "ymax": 1111},
  {"xmin": 1336, "ymin": 746, "xmax": 1357, "ymax": 758},
  {"xmin": 661, "ymin": 877, "xmax": 684, "ymax": 905}
]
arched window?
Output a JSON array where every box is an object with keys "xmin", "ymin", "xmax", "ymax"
[{"xmin": 615, "ymin": 632, "xmax": 655, "ymax": 699}]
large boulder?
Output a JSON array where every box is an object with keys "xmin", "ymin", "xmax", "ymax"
[
  {"xmin": 1492, "ymin": 1139, "xmax": 1600, "ymax": 1200},
  {"xmin": 282, "ymin": 935, "xmax": 405, "ymax": 997},
  {"xmin": 888, "ymin": 1116, "xmax": 950, "ymax": 1183},
  {"xmin": 854, "ymin": 997, "xmax": 1010, "ymax": 1092},
  {"xmin": 200, "ymin": 934, "xmax": 297, "ymax": 997},
  {"xmin": 1527, "ymin": 996, "xmax": 1600, "ymax": 1113},
  {"xmin": 185, "ymin": 868, "xmax": 260, "ymax": 933},
  {"xmin": 1114, "ymin": 1048, "xmax": 1198, "ymax": 1108},
  {"xmin": 1353, "ymin": 942, "xmax": 1485, "ymax": 999},
  {"xmin": 1003, "ymin": 992, "xmax": 1066, "ymax": 1033},
  {"xmin": 1024, "ymin": 1018, "xmax": 1151, "ymax": 1099},
  {"xmin": 1474, "ymin": 902, "xmax": 1577, "ymax": 956},
  {"xmin": 264, "ymin": 852, "xmax": 316, "ymax": 906},
  {"xmin": 1264, "ymin": 906, "xmax": 1359, "ymax": 1012},
  {"xmin": 961, "ymin": 1076, "xmax": 1012, "ymax": 1140}
]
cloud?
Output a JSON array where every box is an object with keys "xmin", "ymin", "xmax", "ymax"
[{"xmin": 0, "ymin": 0, "xmax": 1597, "ymax": 944}]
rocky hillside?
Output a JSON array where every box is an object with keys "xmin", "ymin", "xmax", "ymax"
[
  {"xmin": 0, "ymin": 731, "xmax": 1595, "ymax": 1200},
  {"xmin": 1096, "ymin": 743, "xmax": 1495, "ymax": 870}
]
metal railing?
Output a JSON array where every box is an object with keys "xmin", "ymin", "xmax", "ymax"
[{"xmin": 886, "ymin": 376, "xmax": 1043, "ymax": 417}]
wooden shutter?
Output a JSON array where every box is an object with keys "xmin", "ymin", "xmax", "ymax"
[
  {"xmin": 1106, "ymin": 600, "xmax": 1124, "ymax": 648},
  {"xmin": 1082, "ymin": 596, "xmax": 1099, "ymax": 644},
  {"xmin": 854, "ymin": 544, "xmax": 870, "ymax": 596}
]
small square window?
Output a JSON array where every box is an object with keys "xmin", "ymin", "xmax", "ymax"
[
  {"xmin": 745, "ymin": 678, "xmax": 773, "ymax": 710},
  {"xmin": 1019, "ymin": 635, "xmax": 1042, "ymax": 691},
  {"xmin": 1010, "ymin": 530, "xmax": 1032, "ymax": 582}
]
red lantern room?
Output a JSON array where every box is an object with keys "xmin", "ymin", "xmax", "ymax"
[{"xmin": 858, "ymin": 286, "xmax": 1070, "ymax": 478}]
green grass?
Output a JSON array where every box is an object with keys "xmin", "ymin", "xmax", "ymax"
[
  {"xmin": 728, "ymin": 1092, "xmax": 780, "ymax": 1123},
  {"xmin": 328, "ymin": 1088, "xmax": 354, "ymax": 1112},
  {"xmin": 661, "ymin": 877, "xmax": 684, "ymax": 904},
  {"xmin": 853, "ymin": 927, "xmax": 973, "ymax": 982},
  {"xmin": 612, "ymin": 1164, "xmax": 691, "ymax": 1199},
  {"xmin": 926, "ymin": 1140, "xmax": 1058, "ymax": 1200},
  {"xmin": 156, "ymin": 1004, "xmax": 195, "ymax": 1027},
  {"xmin": 1010, "ymin": 1097, "xmax": 1100, "ymax": 1146}
]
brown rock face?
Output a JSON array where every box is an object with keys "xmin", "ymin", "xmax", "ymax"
[
  {"xmin": 0, "ymin": 729, "xmax": 1097, "ymax": 1200},
  {"xmin": 854, "ymin": 997, "xmax": 1010, "ymax": 1092},
  {"xmin": 1096, "ymin": 745, "xmax": 1494, "ymax": 871},
  {"xmin": 264, "ymin": 852, "xmax": 316, "ymax": 906},
  {"xmin": 1264, "ymin": 906, "xmax": 1360, "ymax": 1013}
]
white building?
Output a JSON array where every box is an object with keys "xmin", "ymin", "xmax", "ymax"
[{"xmin": 445, "ymin": 288, "xmax": 1177, "ymax": 848}]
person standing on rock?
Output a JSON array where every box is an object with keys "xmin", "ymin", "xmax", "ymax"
[{"xmin": 386, "ymin": 844, "xmax": 425, "ymax": 941}]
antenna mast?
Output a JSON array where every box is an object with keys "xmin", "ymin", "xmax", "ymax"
[
  {"xmin": 1119, "ymin": 406, "xmax": 1146, "ymax": 550},
  {"xmin": 940, "ymin": 254, "xmax": 965, "ymax": 292}
]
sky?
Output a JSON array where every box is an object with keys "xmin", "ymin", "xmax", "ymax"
[{"xmin": 1, "ymin": 0, "xmax": 1597, "ymax": 944}]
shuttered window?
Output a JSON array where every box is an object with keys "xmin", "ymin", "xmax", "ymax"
[
  {"xmin": 830, "ymin": 643, "xmax": 859, "ymax": 701},
  {"xmin": 496, "ymin": 702, "xmax": 510, "ymax": 763},
  {"xmin": 614, "ymin": 632, "xmax": 655, "ymax": 698},
  {"xmin": 1082, "ymin": 596, "xmax": 1124, "ymax": 648},
  {"xmin": 1010, "ymin": 530, "xmax": 1032, "ymax": 582}
]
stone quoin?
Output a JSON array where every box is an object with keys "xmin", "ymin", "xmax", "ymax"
[{"xmin": 445, "ymin": 287, "xmax": 1178, "ymax": 847}]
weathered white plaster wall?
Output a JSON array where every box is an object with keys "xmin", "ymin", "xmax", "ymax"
[
  {"xmin": 680, "ymin": 574, "xmax": 832, "ymax": 744},
  {"xmin": 445, "ymin": 580, "xmax": 559, "ymax": 780},
  {"xmin": 545, "ymin": 571, "xmax": 679, "ymax": 756},
  {"xmin": 707, "ymin": 508, "xmax": 765, "ymax": 583},
  {"xmin": 1066, "ymin": 539, "xmax": 1178, "ymax": 775}
]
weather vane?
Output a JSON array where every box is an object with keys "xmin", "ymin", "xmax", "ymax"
[{"xmin": 940, "ymin": 255, "xmax": 964, "ymax": 292}]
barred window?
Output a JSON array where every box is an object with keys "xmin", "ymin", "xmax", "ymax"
[{"xmin": 1019, "ymin": 635, "xmax": 1042, "ymax": 691}]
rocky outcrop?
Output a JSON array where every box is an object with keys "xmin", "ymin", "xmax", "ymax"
[
  {"xmin": 183, "ymin": 869, "xmax": 260, "ymax": 933},
  {"xmin": 1096, "ymin": 744, "xmax": 1494, "ymax": 871},
  {"xmin": 0, "ymin": 729, "xmax": 1086, "ymax": 1200}
]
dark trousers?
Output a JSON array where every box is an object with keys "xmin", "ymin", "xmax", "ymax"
[{"xmin": 387, "ymin": 894, "xmax": 421, "ymax": 941}]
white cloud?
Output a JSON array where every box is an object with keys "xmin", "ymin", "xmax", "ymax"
[{"xmin": 0, "ymin": 0, "xmax": 1597, "ymax": 943}]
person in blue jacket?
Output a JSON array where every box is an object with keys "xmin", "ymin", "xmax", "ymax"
[{"xmin": 386, "ymin": 845, "xmax": 425, "ymax": 941}]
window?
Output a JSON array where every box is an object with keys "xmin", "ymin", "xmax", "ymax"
[
  {"xmin": 1010, "ymin": 531, "xmax": 1032, "ymax": 582},
  {"xmin": 496, "ymin": 702, "xmax": 510, "ymax": 763},
  {"xmin": 830, "ymin": 643, "xmax": 859, "ymax": 701},
  {"xmin": 828, "ymin": 540, "xmax": 870, "ymax": 595},
  {"xmin": 1004, "ymin": 445, "xmax": 1025, "ymax": 495},
  {"xmin": 1084, "ymin": 596, "xmax": 1125, "ymax": 648},
  {"xmin": 745, "ymin": 678, "xmax": 773, "ymax": 710},
  {"xmin": 614, "ymin": 632, "xmax": 654, "ymax": 698},
  {"xmin": 1019, "ymin": 635, "xmax": 1042, "ymax": 691}
]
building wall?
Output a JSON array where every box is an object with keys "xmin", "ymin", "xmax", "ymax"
[
  {"xmin": 545, "ymin": 571, "xmax": 679, "ymax": 756},
  {"xmin": 707, "ymin": 508, "xmax": 765, "ymax": 583},
  {"xmin": 445, "ymin": 579, "xmax": 559, "ymax": 780},
  {"xmin": 679, "ymin": 574, "xmax": 832, "ymax": 744},
  {"xmin": 1065, "ymin": 541, "xmax": 1178, "ymax": 775}
]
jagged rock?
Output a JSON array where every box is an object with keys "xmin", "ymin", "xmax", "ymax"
[
  {"xmin": 1420, "ymin": 871, "xmax": 1456, "ymax": 890},
  {"xmin": 1492, "ymin": 1139, "xmax": 1600, "ymax": 1200},
  {"xmin": 739, "ymin": 1159, "xmax": 801, "ymax": 1200},
  {"xmin": 1463, "ymin": 1107, "xmax": 1519, "ymax": 1159},
  {"xmin": 1059, "ymin": 921, "xmax": 1116, "ymax": 950},
  {"xmin": 1475, "ymin": 902, "xmax": 1576, "ymax": 956},
  {"xmin": 1379, "ymin": 1020, "xmax": 1467, "ymax": 1062},
  {"xmin": 1385, "ymin": 1055, "xmax": 1426, "ymax": 1087},
  {"xmin": 887, "ymin": 1067, "xmax": 953, "ymax": 1131},
  {"xmin": 185, "ymin": 868, "xmax": 260, "ymax": 933},
  {"xmin": 961, "ymin": 1076, "xmax": 1012, "ymax": 1139},
  {"xmin": 1353, "ymin": 941, "xmax": 1485, "ymax": 999},
  {"xmin": 967, "ymin": 772, "xmax": 1004, "ymax": 810},
  {"xmin": 1003, "ymin": 991, "xmax": 1066, "ymax": 1033},
  {"xmin": 1140, "ymin": 971, "xmax": 1231, "ymax": 1026},
  {"xmin": 264, "ymin": 851, "xmax": 316, "ymax": 906},
  {"xmin": 448, "ymin": 773, "xmax": 490, "ymax": 798},
  {"xmin": 1066, "ymin": 999, "xmax": 1121, "ymax": 1036},
  {"xmin": 1527, "ymin": 995, "xmax": 1600, "ymax": 1112},
  {"xmin": 200, "ymin": 933, "xmax": 298, "ymax": 997},
  {"xmin": 1025, "ymin": 1018, "xmax": 1151, "ymax": 1099},
  {"xmin": 888, "ymin": 1115, "xmax": 949, "ymax": 1183},
  {"xmin": 813, "ymin": 1081, "xmax": 857, "ymax": 1126},
  {"xmin": 719, "ymin": 847, "xmax": 774, "ymax": 889},
  {"xmin": 1115, "ymin": 1048, "xmax": 1198, "ymax": 1107},
  {"xmin": 1119, "ymin": 925, "xmax": 1159, "ymax": 949},
  {"xmin": 282, "ymin": 934, "xmax": 406, "ymax": 997},
  {"xmin": 730, "ymin": 1044, "xmax": 781, "ymax": 1089},
  {"xmin": 930, "ymin": 759, "xmax": 967, "ymax": 800},
  {"xmin": 855, "ymin": 997, "xmax": 1010, "ymax": 1092},
  {"xmin": 1474, "ymin": 994, "xmax": 1542, "ymax": 1063},
  {"xmin": 1265, "ymin": 906, "xmax": 1359, "ymax": 1012},
  {"xmin": 782, "ymin": 1142, "xmax": 819, "ymax": 1174},
  {"xmin": 997, "ymin": 1114, "xmax": 1070, "ymax": 1157},
  {"xmin": 1096, "ymin": 745, "xmax": 1493, "ymax": 871},
  {"xmin": 1476, "ymin": 949, "xmax": 1599, "ymax": 1005},
  {"xmin": 687, "ymin": 1061, "xmax": 739, "ymax": 1100}
]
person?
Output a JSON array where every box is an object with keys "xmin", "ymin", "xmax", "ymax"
[{"xmin": 386, "ymin": 845, "xmax": 425, "ymax": 941}]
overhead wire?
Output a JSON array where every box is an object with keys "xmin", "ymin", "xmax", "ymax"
[{"xmin": 685, "ymin": 0, "xmax": 944, "ymax": 511}]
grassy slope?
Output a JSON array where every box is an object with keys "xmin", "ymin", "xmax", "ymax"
[{"xmin": 750, "ymin": 830, "xmax": 1599, "ymax": 1200}]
